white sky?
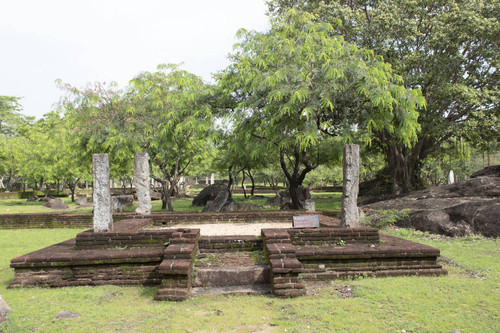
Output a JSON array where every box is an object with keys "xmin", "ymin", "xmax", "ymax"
[{"xmin": 0, "ymin": 0, "xmax": 270, "ymax": 118}]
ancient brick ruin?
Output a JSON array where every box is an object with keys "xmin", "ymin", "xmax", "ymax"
[
  {"xmin": 8, "ymin": 150, "xmax": 447, "ymax": 300},
  {"xmin": 9, "ymin": 213, "xmax": 446, "ymax": 300}
]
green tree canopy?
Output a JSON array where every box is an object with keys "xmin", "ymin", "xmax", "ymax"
[
  {"xmin": 221, "ymin": 10, "xmax": 424, "ymax": 208},
  {"xmin": 130, "ymin": 64, "xmax": 214, "ymax": 210},
  {"xmin": 268, "ymin": 0, "xmax": 500, "ymax": 192}
]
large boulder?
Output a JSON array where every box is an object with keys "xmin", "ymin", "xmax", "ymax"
[
  {"xmin": 75, "ymin": 196, "xmax": 92, "ymax": 206},
  {"xmin": 111, "ymin": 195, "xmax": 134, "ymax": 213},
  {"xmin": 202, "ymin": 190, "xmax": 230, "ymax": 212},
  {"xmin": 192, "ymin": 184, "xmax": 228, "ymax": 207},
  {"xmin": 265, "ymin": 186, "xmax": 312, "ymax": 210},
  {"xmin": 44, "ymin": 198, "xmax": 69, "ymax": 210},
  {"xmin": 470, "ymin": 164, "xmax": 500, "ymax": 178},
  {"xmin": 362, "ymin": 176, "xmax": 500, "ymax": 237}
]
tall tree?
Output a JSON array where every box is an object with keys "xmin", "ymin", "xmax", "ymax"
[
  {"xmin": 0, "ymin": 96, "xmax": 28, "ymax": 190},
  {"xmin": 130, "ymin": 64, "xmax": 214, "ymax": 210},
  {"xmin": 268, "ymin": 0, "xmax": 500, "ymax": 192},
  {"xmin": 59, "ymin": 81, "xmax": 135, "ymax": 180},
  {"xmin": 221, "ymin": 10, "xmax": 424, "ymax": 208}
]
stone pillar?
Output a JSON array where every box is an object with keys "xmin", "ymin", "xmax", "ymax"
[
  {"xmin": 210, "ymin": 173, "xmax": 215, "ymax": 185},
  {"xmin": 448, "ymin": 170, "xmax": 455, "ymax": 184},
  {"xmin": 92, "ymin": 154, "xmax": 113, "ymax": 232},
  {"xmin": 206, "ymin": 177, "xmax": 209, "ymax": 185},
  {"xmin": 340, "ymin": 144, "xmax": 360, "ymax": 228},
  {"xmin": 134, "ymin": 152, "xmax": 152, "ymax": 215}
]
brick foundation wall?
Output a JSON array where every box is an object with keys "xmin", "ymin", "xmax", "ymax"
[
  {"xmin": 0, "ymin": 213, "xmax": 132, "ymax": 229},
  {"xmin": 0, "ymin": 211, "xmax": 323, "ymax": 229},
  {"xmin": 288, "ymin": 227, "xmax": 379, "ymax": 246},
  {"xmin": 9, "ymin": 264, "xmax": 163, "ymax": 288},
  {"xmin": 149, "ymin": 211, "xmax": 320, "ymax": 226}
]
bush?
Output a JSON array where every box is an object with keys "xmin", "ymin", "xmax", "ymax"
[{"xmin": 362, "ymin": 209, "xmax": 411, "ymax": 229}]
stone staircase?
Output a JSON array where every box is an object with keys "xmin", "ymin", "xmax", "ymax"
[{"xmin": 191, "ymin": 236, "xmax": 272, "ymax": 296}]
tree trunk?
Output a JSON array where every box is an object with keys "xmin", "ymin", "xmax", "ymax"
[
  {"xmin": 288, "ymin": 181, "xmax": 304, "ymax": 210},
  {"xmin": 227, "ymin": 165, "xmax": 234, "ymax": 201},
  {"xmin": 241, "ymin": 170, "xmax": 247, "ymax": 199},
  {"xmin": 382, "ymin": 140, "xmax": 426, "ymax": 194},
  {"xmin": 279, "ymin": 145, "xmax": 314, "ymax": 210},
  {"xmin": 160, "ymin": 181, "xmax": 172, "ymax": 211},
  {"xmin": 248, "ymin": 170, "xmax": 255, "ymax": 196}
]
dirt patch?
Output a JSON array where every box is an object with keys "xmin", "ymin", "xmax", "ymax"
[
  {"xmin": 303, "ymin": 281, "xmax": 355, "ymax": 298},
  {"xmin": 154, "ymin": 222, "xmax": 292, "ymax": 236},
  {"xmin": 196, "ymin": 252, "xmax": 266, "ymax": 267}
]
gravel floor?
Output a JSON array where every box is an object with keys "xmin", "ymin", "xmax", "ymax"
[{"xmin": 158, "ymin": 222, "xmax": 292, "ymax": 236}]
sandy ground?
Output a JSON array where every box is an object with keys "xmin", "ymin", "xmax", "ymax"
[{"xmin": 158, "ymin": 222, "xmax": 292, "ymax": 236}]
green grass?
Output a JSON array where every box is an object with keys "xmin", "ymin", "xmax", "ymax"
[
  {"xmin": 1, "ymin": 228, "xmax": 498, "ymax": 332},
  {"xmin": 0, "ymin": 192, "xmax": 342, "ymax": 215}
]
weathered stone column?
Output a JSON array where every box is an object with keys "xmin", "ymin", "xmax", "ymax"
[
  {"xmin": 448, "ymin": 170, "xmax": 455, "ymax": 184},
  {"xmin": 210, "ymin": 173, "xmax": 215, "ymax": 185},
  {"xmin": 134, "ymin": 152, "xmax": 152, "ymax": 215},
  {"xmin": 340, "ymin": 144, "xmax": 360, "ymax": 228},
  {"xmin": 92, "ymin": 154, "xmax": 113, "ymax": 232}
]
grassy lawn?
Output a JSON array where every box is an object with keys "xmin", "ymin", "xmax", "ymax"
[
  {"xmin": 0, "ymin": 228, "xmax": 498, "ymax": 332},
  {"xmin": 0, "ymin": 192, "xmax": 342, "ymax": 215}
]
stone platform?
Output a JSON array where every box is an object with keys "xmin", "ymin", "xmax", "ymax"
[{"xmin": 9, "ymin": 212, "xmax": 447, "ymax": 301}]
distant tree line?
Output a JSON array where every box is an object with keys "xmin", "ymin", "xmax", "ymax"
[{"xmin": 1, "ymin": 1, "xmax": 497, "ymax": 209}]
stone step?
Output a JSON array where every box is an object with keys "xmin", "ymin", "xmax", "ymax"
[
  {"xmin": 191, "ymin": 284, "xmax": 272, "ymax": 296},
  {"xmin": 192, "ymin": 265, "xmax": 270, "ymax": 287},
  {"xmin": 197, "ymin": 235, "xmax": 262, "ymax": 253}
]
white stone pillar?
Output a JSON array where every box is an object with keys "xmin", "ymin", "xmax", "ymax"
[
  {"xmin": 210, "ymin": 173, "xmax": 215, "ymax": 185},
  {"xmin": 92, "ymin": 154, "xmax": 113, "ymax": 232},
  {"xmin": 340, "ymin": 144, "xmax": 360, "ymax": 228},
  {"xmin": 206, "ymin": 177, "xmax": 209, "ymax": 185},
  {"xmin": 134, "ymin": 152, "xmax": 152, "ymax": 215},
  {"xmin": 448, "ymin": 170, "xmax": 455, "ymax": 184}
]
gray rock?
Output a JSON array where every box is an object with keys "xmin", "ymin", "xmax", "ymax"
[
  {"xmin": 0, "ymin": 295, "xmax": 12, "ymax": 322},
  {"xmin": 26, "ymin": 196, "xmax": 38, "ymax": 202},
  {"xmin": 341, "ymin": 144, "xmax": 360, "ymax": 228},
  {"xmin": 203, "ymin": 190, "xmax": 229, "ymax": 212},
  {"xmin": 111, "ymin": 195, "xmax": 134, "ymax": 213},
  {"xmin": 54, "ymin": 311, "xmax": 80, "ymax": 320},
  {"xmin": 149, "ymin": 190, "xmax": 162, "ymax": 201},
  {"xmin": 38, "ymin": 196, "xmax": 55, "ymax": 202},
  {"xmin": 221, "ymin": 200, "xmax": 238, "ymax": 212},
  {"xmin": 470, "ymin": 165, "xmax": 500, "ymax": 178},
  {"xmin": 266, "ymin": 187, "xmax": 311, "ymax": 210},
  {"xmin": 75, "ymin": 197, "xmax": 91, "ymax": 206},
  {"xmin": 133, "ymin": 152, "xmax": 152, "ymax": 215},
  {"xmin": 44, "ymin": 198, "xmax": 69, "ymax": 210},
  {"xmin": 192, "ymin": 183, "xmax": 228, "ymax": 206},
  {"xmin": 92, "ymin": 154, "xmax": 113, "ymax": 232},
  {"xmin": 236, "ymin": 202, "xmax": 262, "ymax": 211},
  {"xmin": 362, "ymin": 176, "xmax": 500, "ymax": 237},
  {"xmin": 304, "ymin": 199, "xmax": 316, "ymax": 212}
]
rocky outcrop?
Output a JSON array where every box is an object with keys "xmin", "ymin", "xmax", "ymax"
[
  {"xmin": 470, "ymin": 164, "xmax": 500, "ymax": 178},
  {"xmin": 44, "ymin": 198, "xmax": 69, "ymax": 210},
  {"xmin": 192, "ymin": 184, "xmax": 228, "ymax": 207},
  {"xmin": 202, "ymin": 190, "xmax": 230, "ymax": 212},
  {"xmin": 362, "ymin": 176, "xmax": 500, "ymax": 237},
  {"xmin": 265, "ymin": 187, "xmax": 314, "ymax": 210},
  {"xmin": 111, "ymin": 195, "xmax": 135, "ymax": 213}
]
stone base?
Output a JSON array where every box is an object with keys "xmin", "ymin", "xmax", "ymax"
[{"xmin": 10, "ymin": 214, "xmax": 447, "ymax": 300}]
